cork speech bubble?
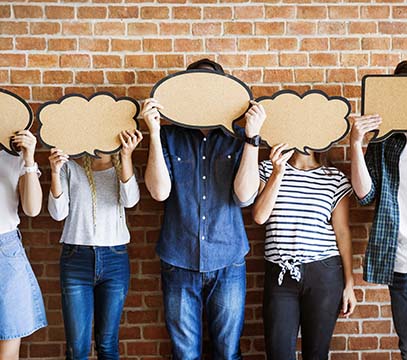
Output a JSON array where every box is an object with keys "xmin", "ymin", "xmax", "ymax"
[
  {"xmin": 151, "ymin": 69, "xmax": 253, "ymax": 134},
  {"xmin": 37, "ymin": 92, "xmax": 140, "ymax": 158},
  {"xmin": 257, "ymin": 90, "xmax": 351, "ymax": 154},
  {"xmin": 0, "ymin": 88, "xmax": 33, "ymax": 156},
  {"xmin": 362, "ymin": 75, "xmax": 407, "ymax": 142}
]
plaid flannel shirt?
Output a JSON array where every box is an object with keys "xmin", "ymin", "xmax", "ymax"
[{"xmin": 358, "ymin": 133, "xmax": 406, "ymax": 285}]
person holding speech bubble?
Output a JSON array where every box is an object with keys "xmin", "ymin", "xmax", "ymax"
[
  {"xmin": 253, "ymin": 146, "xmax": 356, "ymax": 360},
  {"xmin": 142, "ymin": 58, "xmax": 265, "ymax": 359},
  {"xmin": 48, "ymin": 129, "xmax": 142, "ymax": 360},
  {"xmin": 350, "ymin": 61, "xmax": 407, "ymax": 360},
  {"xmin": 0, "ymin": 130, "xmax": 47, "ymax": 360}
]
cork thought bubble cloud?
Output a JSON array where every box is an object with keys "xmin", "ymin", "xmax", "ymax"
[
  {"xmin": 362, "ymin": 75, "xmax": 407, "ymax": 142},
  {"xmin": 37, "ymin": 92, "xmax": 140, "ymax": 158},
  {"xmin": 151, "ymin": 70, "xmax": 253, "ymax": 134},
  {"xmin": 257, "ymin": 90, "xmax": 351, "ymax": 154},
  {"xmin": 0, "ymin": 88, "xmax": 33, "ymax": 156}
]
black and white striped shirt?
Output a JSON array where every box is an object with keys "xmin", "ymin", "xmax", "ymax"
[{"xmin": 259, "ymin": 160, "xmax": 352, "ymax": 284}]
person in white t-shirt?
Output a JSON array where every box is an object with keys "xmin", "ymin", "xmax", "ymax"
[
  {"xmin": 0, "ymin": 130, "xmax": 47, "ymax": 360},
  {"xmin": 350, "ymin": 61, "xmax": 407, "ymax": 359},
  {"xmin": 253, "ymin": 145, "xmax": 356, "ymax": 360},
  {"xmin": 48, "ymin": 129, "xmax": 142, "ymax": 360}
]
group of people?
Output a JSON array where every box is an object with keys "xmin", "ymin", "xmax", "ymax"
[{"xmin": 0, "ymin": 58, "xmax": 406, "ymax": 360}]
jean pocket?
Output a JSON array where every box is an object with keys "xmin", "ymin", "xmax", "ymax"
[
  {"xmin": 61, "ymin": 244, "xmax": 78, "ymax": 259},
  {"xmin": 320, "ymin": 256, "xmax": 342, "ymax": 269},
  {"xmin": 232, "ymin": 259, "xmax": 246, "ymax": 267},
  {"xmin": 109, "ymin": 245, "xmax": 128, "ymax": 255},
  {"xmin": 0, "ymin": 239, "xmax": 24, "ymax": 258},
  {"xmin": 161, "ymin": 260, "xmax": 177, "ymax": 272}
]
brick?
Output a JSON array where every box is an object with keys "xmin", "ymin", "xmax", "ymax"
[
  {"xmin": 269, "ymin": 38, "xmax": 298, "ymax": 51},
  {"xmin": 77, "ymin": 6, "xmax": 107, "ymax": 19},
  {"xmin": 125, "ymin": 55, "xmax": 154, "ymax": 68},
  {"xmin": 62, "ymin": 22, "xmax": 92, "ymax": 35},
  {"xmin": 280, "ymin": 53, "xmax": 308, "ymax": 66},
  {"xmin": 330, "ymin": 37, "xmax": 360, "ymax": 50},
  {"xmin": 60, "ymin": 54, "xmax": 90, "ymax": 68},
  {"xmin": 0, "ymin": 38, "xmax": 12, "ymax": 50},
  {"xmin": 218, "ymin": 54, "xmax": 247, "ymax": 67},
  {"xmin": 75, "ymin": 71, "xmax": 104, "ymax": 84},
  {"xmin": 287, "ymin": 21, "xmax": 316, "ymax": 35},
  {"xmin": 0, "ymin": 21, "xmax": 28, "ymax": 35},
  {"xmin": 248, "ymin": 54, "xmax": 278, "ymax": 67},
  {"xmin": 234, "ymin": 5, "xmax": 263, "ymax": 19},
  {"xmin": 93, "ymin": 55, "xmax": 122, "ymax": 68},
  {"xmin": 143, "ymin": 39, "xmax": 172, "ymax": 52},
  {"xmin": 43, "ymin": 70, "xmax": 73, "ymax": 84},
  {"xmin": 318, "ymin": 21, "xmax": 346, "ymax": 34},
  {"xmin": 349, "ymin": 336, "xmax": 379, "ymax": 350},
  {"xmin": 137, "ymin": 70, "xmax": 166, "ymax": 84},
  {"xmin": 156, "ymin": 54, "xmax": 184, "ymax": 68},
  {"xmin": 203, "ymin": 6, "xmax": 232, "ymax": 19},
  {"xmin": 361, "ymin": 5, "xmax": 390, "ymax": 19},
  {"xmin": 32, "ymin": 87, "xmax": 63, "ymax": 101},
  {"xmin": 140, "ymin": 6, "xmax": 169, "ymax": 19},
  {"xmin": 300, "ymin": 37, "xmax": 328, "ymax": 51},
  {"xmin": 295, "ymin": 69, "xmax": 324, "ymax": 82},
  {"xmin": 327, "ymin": 69, "xmax": 356, "ymax": 82},
  {"xmin": 371, "ymin": 54, "xmax": 401, "ymax": 67},
  {"xmin": 94, "ymin": 22, "xmax": 125, "ymax": 35},
  {"xmin": 30, "ymin": 22, "xmax": 60, "ymax": 34},
  {"xmin": 206, "ymin": 38, "xmax": 236, "ymax": 52},
  {"xmin": 297, "ymin": 6, "xmax": 327, "ymax": 19},
  {"xmin": 232, "ymin": 69, "xmax": 261, "ymax": 83},
  {"xmin": 349, "ymin": 22, "xmax": 378, "ymax": 34},
  {"xmin": 363, "ymin": 320, "xmax": 392, "ymax": 334},
  {"xmin": 225, "ymin": 22, "xmax": 253, "ymax": 35},
  {"xmin": 45, "ymin": 6, "xmax": 75, "ymax": 19},
  {"xmin": 48, "ymin": 38, "xmax": 76, "ymax": 51},
  {"xmin": 28, "ymin": 54, "xmax": 59, "ymax": 68},
  {"xmin": 265, "ymin": 5, "xmax": 295, "ymax": 18},
  {"xmin": 109, "ymin": 6, "xmax": 138, "ymax": 18},
  {"xmin": 328, "ymin": 5, "xmax": 359, "ymax": 19},
  {"xmin": 79, "ymin": 38, "xmax": 109, "ymax": 52},
  {"xmin": 15, "ymin": 37, "xmax": 46, "ymax": 50},
  {"xmin": 255, "ymin": 22, "xmax": 284, "ymax": 35},
  {"xmin": 128, "ymin": 23, "xmax": 158, "ymax": 35},
  {"xmin": 393, "ymin": 6, "xmax": 407, "ymax": 18},
  {"xmin": 13, "ymin": 5, "xmax": 43, "ymax": 18},
  {"xmin": 160, "ymin": 22, "xmax": 190, "ymax": 35},
  {"xmin": 342, "ymin": 53, "xmax": 369, "ymax": 66},
  {"xmin": 173, "ymin": 6, "xmax": 201, "ymax": 19},
  {"xmin": 192, "ymin": 22, "xmax": 221, "ymax": 35},
  {"xmin": 106, "ymin": 71, "xmax": 135, "ymax": 84},
  {"xmin": 111, "ymin": 39, "xmax": 141, "ymax": 52},
  {"xmin": 264, "ymin": 69, "xmax": 294, "ymax": 83},
  {"xmin": 0, "ymin": 5, "xmax": 10, "ymax": 18},
  {"xmin": 238, "ymin": 38, "xmax": 267, "ymax": 51},
  {"xmin": 393, "ymin": 38, "xmax": 407, "ymax": 50},
  {"xmin": 310, "ymin": 53, "xmax": 338, "ymax": 66}
]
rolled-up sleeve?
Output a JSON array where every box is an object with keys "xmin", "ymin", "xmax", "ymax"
[
  {"xmin": 48, "ymin": 164, "xmax": 70, "ymax": 221},
  {"xmin": 357, "ymin": 143, "xmax": 379, "ymax": 206},
  {"xmin": 120, "ymin": 173, "xmax": 140, "ymax": 208}
]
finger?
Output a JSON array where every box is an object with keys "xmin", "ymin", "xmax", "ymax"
[
  {"xmin": 121, "ymin": 130, "xmax": 131, "ymax": 143},
  {"xmin": 119, "ymin": 132, "xmax": 125, "ymax": 146},
  {"xmin": 134, "ymin": 129, "xmax": 143, "ymax": 142},
  {"xmin": 270, "ymin": 143, "xmax": 287, "ymax": 159},
  {"xmin": 280, "ymin": 149, "xmax": 294, "ymax": 162},
  {"xmin": 349, "ymin": 300, "xmax": 356, "ymax": 316},
  {"xmin": 273, "ymin": 143, "xmax": 289, "ymax": 161},
  {"xmin": 342, "ymin": 298, "xmax": 349, "ymax": 315}
]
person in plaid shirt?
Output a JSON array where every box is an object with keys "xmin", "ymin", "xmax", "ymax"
[{"xmin": 350, "ymin": 61, "xmax": 407, "ymax": 360}]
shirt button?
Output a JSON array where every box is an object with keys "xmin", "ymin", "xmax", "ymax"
[
  {"xmin": 177, "ymin": 157, "xmax": 181, "ymax": 161},
  {"xmin": 202, "ymin": 156, "xmax": 206, "ymax": 160},
  {"xmin": 203, "ymin": 138, "xmax": 207, "ymax": 142},
  {"xmin": 202, "ymin": 216, "xmax": 206, "ymax": 220},
  {"xmin": 202, "ymin": 176, "xmax": 206, "ymax": 180},
  {"xmin": 201, "ymin": 236, "xmax": 205, "ymax": 240},
  {"xmin": 227, "ymin": 155, "xmax": 232, "ymax": 159},
  {"xmin": 203, "ymin": 195, "xmax": 206, "ymax": 200}
]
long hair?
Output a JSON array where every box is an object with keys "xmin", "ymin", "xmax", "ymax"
[{"xmin": 82, "ymin": 153, "xmax": 122, "ymax": 228}]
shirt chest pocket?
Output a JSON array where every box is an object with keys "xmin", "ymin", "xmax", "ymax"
[
  {"xmin": 214, "ymin": 153, "xmax": 238, "ymax": 187},
  {"xmin": 170, "ymin": 154, "xmax": 195, "ymax": 185}
]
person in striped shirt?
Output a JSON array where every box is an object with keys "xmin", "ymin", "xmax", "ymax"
[{"xmin": 253, "ymin": 144, "xmax": 356, "ymax": 360}]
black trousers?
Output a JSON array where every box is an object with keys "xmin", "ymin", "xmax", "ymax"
[{"xmin": 263, "ymin": 257, "xmax": 344, "ymax": 360}]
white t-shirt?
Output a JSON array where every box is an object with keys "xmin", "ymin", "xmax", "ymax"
[
  {"xmin": 395, "ymin": 133, "xmax": 407, "ymax": 273},
  {"xmin": 0, "ymin": 151, "xmax": 25, "ymax": 234}
]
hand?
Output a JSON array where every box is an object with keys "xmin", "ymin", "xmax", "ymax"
[
  {"xmin": 49, "ymin": 148, "xmax": 69, "ymax": 175},
  {"xmin": 245, "ymin": 100, "xmax": 266, "ymax": 137},
  {"xmin": 141, "ymin": 98, "xmax": 163, "ymax": 135},
  {"xmin": 12, "ymin": 130, "xmax": 37, "ymax": 166},
  {"xmin": 269, "ymin": 143, "xmax": 294, "ymax": 176},
  {"xmin": 342, "ymin": 285, "xmax": 357, "ymax": 318},
  {"xmin": 350, "ymin": 114, "xmax": 382, "ymax": 147},
  {"xmin": 119, "ymin": 129, "xmax": 143, "ymax": 158}
]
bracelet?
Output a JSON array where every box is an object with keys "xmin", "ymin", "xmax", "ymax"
[{"xmin": 23, "ymin": 162, "xmax": 39, "ymax": 175}]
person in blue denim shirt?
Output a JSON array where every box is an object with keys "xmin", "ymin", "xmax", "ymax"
[
  {"xmin": 350, "ymin": 61, "xmax": 407, "ymax": 360},
  {"xmin": 141, "ymin": 59, "xmax": 266, "ymax": 359}
]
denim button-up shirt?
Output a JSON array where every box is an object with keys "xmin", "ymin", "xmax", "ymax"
[
  {"xmin": 156, "ymin": 125, "xmax": 251, "ymax": 272},
  {"xmin": 359, "ymin": 133, "xmax": 407, "ymax": 285}
]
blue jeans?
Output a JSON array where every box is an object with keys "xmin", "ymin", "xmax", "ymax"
[
  {"xmin": 60, "ymin": 244, "xmax": 130, "ymax": 360},
  {"xmin": 389, "ymin": 272, "xmax": 407, "ymax": 360},
  {"xmin": 263, "ymin": 257, "xmax": 344, "ymax": 360},
  {"xmin": 161, "ymin": 259, "xmax": 246, "ymax": 360}
]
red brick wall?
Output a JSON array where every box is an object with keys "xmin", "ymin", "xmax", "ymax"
[{"xmin": 1, "ymin": 1, "xmax": 405, "ymax": 358}]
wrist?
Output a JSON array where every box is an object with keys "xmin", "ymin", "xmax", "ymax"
[{"xmin": 24, "ymin": 159, "xmax": 35, "ymax": 167}]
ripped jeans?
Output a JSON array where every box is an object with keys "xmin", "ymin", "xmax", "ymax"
[{"xmin": 60, "ymin": 244, "xmax": 130, "ymax": 360}]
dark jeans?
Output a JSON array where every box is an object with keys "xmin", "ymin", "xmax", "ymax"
[
  {"xmin": 263, "ymin": 257, "xmax": 344, "ymax": 360},
  {"xmin": 389, "ymin": 272, "xmax": 407, "ymax": 360},
  {"xmin": 161, "ymin": 259, "xmax": 246, "ymax": 360},
  {"xmin": 60, "ymin": 244, "xmax": 130, "ymax": 360}
]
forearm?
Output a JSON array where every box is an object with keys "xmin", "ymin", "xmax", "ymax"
[
  {"xmin": 51, "ymin": 172, "xmax": 63, "ymax": 198},
  {"xmin": 120, "ymin": 154, "xmax": 134, "ymax": 183},
  {"xmin": 145, "ymin": 133, "xmax": 171, "ymax": 201},
  {"xmin": 252, "ymin": 173, "xmax": 283, "ymax": 225},
  {"xmin": 350, "ymin": 142, "xmax": 373, "ymax": 199},
  {"xmin": 20, "ymin": 173, "xmax": 42, "ymax": 217},
  {"xmin": 234, "ymin": 144, "xmax": 260, "ymax": 203},
  {"xmin": 336, "ymin": 231, "xmax": 354, "ymax": 287}
]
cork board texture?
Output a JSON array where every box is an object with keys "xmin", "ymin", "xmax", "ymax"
[
  {"xmin": 362, "ymin": 75, "xmax": 407, "ymax": 142},
  {"xmin": 257, "ymin": 90, "xmax": 351, "ymax": 154},
  {"xmin": 0, "ymin": 88, "xmax": 33, "ymax": 156},
  {"xmin": 37, "ymin": 92, "xmax": 140, "ymax": 158},
  {"xmin": 151, "ymin": 69, "xmax": 253, "ymax": 134}
]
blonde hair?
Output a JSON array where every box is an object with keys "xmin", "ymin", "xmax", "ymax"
[{"xmin": 82, "ymin": 153, "xmax": 122, "ymax": 228}]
